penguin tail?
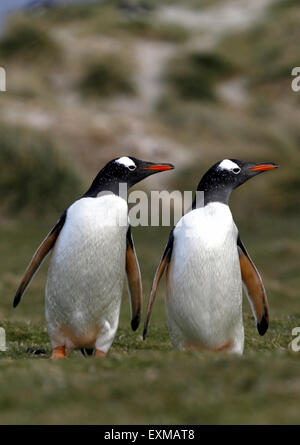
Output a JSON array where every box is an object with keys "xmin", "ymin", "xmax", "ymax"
[
  {"xmin": 80, "ymin": 348, "xmax": 94, "ymax": 357},
  {"xmin": 185, "ymin": 339, "xmax": 233, "ymax": 353}
]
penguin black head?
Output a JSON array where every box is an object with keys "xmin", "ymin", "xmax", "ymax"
[
  {"xmin": 198, "ymin": 159, "xmax": 279, "ymax": 205},
  {"xmin": 84, "ymin": 156, "xmax": 174, "ymax": 197}
]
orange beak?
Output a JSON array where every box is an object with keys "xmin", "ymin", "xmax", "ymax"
[
  {"xmin": 143, "ymin": 164, "xmax": 174, "ymax": 171},
  {"xmin": 248, "ymin": 164, "xmax": 278, "ymax": 172}
]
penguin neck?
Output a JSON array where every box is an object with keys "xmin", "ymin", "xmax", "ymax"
[
  {"xmin": 202, "ymin": 188, "xmax": 231, "ymax": 206},
  {"xmin": 196, "ymin": 177, "xmax": 233, "ymax": 207},
  {"xmin": 83, "ymin": 173, "xmax": 129, "ymax": 198}
]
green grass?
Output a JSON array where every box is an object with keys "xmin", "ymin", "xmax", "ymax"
[
  {"xmin": 164, "ymin": 51, "xmax": 236, "ymax": 101},
  {"xmin": 44, "ymin": 2, "xmax": 189, "ymax": 42},
  {"xmin": 79, "ymin": 54, "xmax": 135, "ymax": 98},
  {"xmin": 0, "ymin": 317, "xmax": 299, "ymax": 425},
  {"xmin": 118, "ymin": 18, "xmax": 189, "ymax": 43},
  {"xmin": 272, "ymin": 0, "xmax": 299, "ymax": 11},
  {"xmin": 1, "ymin": 288, "xmax": 300, "ymax": 425},
  {"xmin": 0, "ymin": 19, "xmax": 61, "ymax": 62},
  {"xmin": 0, "ymin": 213, "xmax": 300, "ymax": 424},
  {"xmin": 219, "ymin": 2, "xmax": 300, "ymax": 96},
  {"xmin": 0, "ymin": 124, "xmax": 83, "ymax": 216}
]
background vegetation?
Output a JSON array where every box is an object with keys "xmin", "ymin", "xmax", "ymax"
[{"xmin": 0, "ymin": 0, "xmax": 299, "ymax": 425}]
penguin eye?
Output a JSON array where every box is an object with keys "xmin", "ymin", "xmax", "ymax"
[
  {"xmin": 128, "ymin": 165, "xmax": 136, "ymax": 171},
  {"xmin": 232, "ymin": 167, "xmax": 241, "ymax": 174}
]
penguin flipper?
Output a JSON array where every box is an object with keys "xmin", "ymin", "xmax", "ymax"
[
  {"xmin": 126, "ymin": 226, "xmax": 142, "ymax": 331},
  {"xmin": 143, "ymin": 228, "xmax": 174, "ymax": 340},
  {"xmin": 237, "ymin": 235, "xmax": 269, "ymax": 336},
  {"xmin": 13, "ymin": 211, "xmax": 67, "ymax": 308}
]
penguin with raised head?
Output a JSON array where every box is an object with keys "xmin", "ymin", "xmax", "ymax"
[
  {"xmin": 14, "ymin": 156, "xmax": 174, "ymax": 358},
  {"xmin": 143, "ymin": 159, "xmax": 278, "ymax": 354}
]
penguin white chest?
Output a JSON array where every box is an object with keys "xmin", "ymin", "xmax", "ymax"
[
  {"xmin": 45, "ymin": 195, "xmax": 128, "ymax": 350},
  {"xmin": 166, "ymin": 203, "xmax": 244, "ymax": 352}
]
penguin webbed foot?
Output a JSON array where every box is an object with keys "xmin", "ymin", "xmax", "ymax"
[
  {"xmin": 51, "ymin": 346, "xmax": 67, "ymax": 359},
  {"xmin": 94, "ymin": 349, "xmax": 106, "ymax": 358}
]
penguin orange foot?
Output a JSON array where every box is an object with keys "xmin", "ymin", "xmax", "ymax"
[
  {"xmin": 51, "ymin": 346, "xmax": 66, "ymax": 359},
  {"xmin": 94, "ymin": 350, "xmax": 106, "ymax": 358},
  {"xmin": 185, "ymin": 339, "xmax": 233, "ymax": 352}
]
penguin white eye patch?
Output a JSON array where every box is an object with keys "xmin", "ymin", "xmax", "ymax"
[
  {"xmin": 115, "ymin": 157, "xmax": 136, "ymax": 170},
  {"xmin": 218, "ymin": 159, "xmax": 240, "ymax": 174}
]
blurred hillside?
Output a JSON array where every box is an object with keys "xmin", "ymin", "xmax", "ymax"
[
  {"xmin": 0, "ymin": 0, "xmax": 300, "ymax": 425},
  {"xmin": 0, "ymin": 0, "xmax": 298, "ymax": 217}
]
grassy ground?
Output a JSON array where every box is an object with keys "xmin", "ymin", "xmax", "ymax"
[
  {"xmin": 0, "ymin": 0, "xmax": 300, "ymax": 426},
  {"xmin": 0, "ymin": 215, "xmax": 299, "ymax": 425}
]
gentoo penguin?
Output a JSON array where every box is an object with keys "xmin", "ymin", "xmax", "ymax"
[
  {"xmin": 13, "ymin": 156, "xmax": 174, "ymax": 359},
  {"xmin": 143, "ymin": 159, "xmax": 278, "ymax": 354}
]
